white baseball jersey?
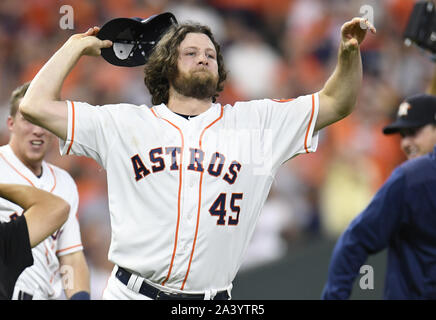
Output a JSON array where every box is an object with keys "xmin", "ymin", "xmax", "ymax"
[
  {"xmin": 60, "ymin": 93, "xmax": 319, "ymax": 294},
  {"xmin": 0, "ymin": 144, "xmax": 82, "ymax": 299}
]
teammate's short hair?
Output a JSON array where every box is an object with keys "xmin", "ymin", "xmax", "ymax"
[
  {"xmin": 9, "ymin": 82, "xmax": 31, "ymax": 117},
  {"xmin": 144, "ymin": 23, "xmax": 227, "ymax": 105}
]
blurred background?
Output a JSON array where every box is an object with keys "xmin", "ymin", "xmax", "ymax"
[{"xmin": 0, "ymin": 0, "xmax": 432, "ymax": 299}]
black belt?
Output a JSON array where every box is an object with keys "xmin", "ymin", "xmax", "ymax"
[
  {"xmin": 17, "ymin": 291, "xmax": 33, "ymax": 300},
  {"xmin": 115, "ymin": 266, "xmax": 230, "ymax": 300}
]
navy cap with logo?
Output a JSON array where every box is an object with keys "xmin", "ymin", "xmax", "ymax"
[
  {"xmin": 382, "ymin": 94, "xmax": 436, "ymax": 135},
  {"xmin": 97, "ymin": 12, "xmax": 177, "ymax": 67}
]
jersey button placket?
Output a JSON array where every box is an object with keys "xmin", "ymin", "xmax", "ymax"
[
  {"xmin": 172, "ymin": 126, "xmax": 199, "ymax": 285},
  {"xmin": 184, "ymin": 126, "xmax": 199, "ymax": 226},
  {"xmin": 187, "ymin": 176, "xmax": 195, "ymax": 221}
]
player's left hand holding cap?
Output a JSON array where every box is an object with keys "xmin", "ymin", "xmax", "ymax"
[{"xmin": 97, "ymin": 12, "xmax": 178, "ymax": 67}]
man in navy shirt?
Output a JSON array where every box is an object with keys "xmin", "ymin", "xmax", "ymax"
[{"xmin": 322, "ymin": 94, "xmax": 436, "ymax": 299}]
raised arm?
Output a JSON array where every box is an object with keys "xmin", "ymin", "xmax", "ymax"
[
  {"xmin": 0, "ymin": 184, "xmax": 69, "ymax": 247},
  {"xmin": 316, "ymin": 18, "xmax": 376, "ymax": 132},
  {"xmin": 19, "ymin": 27, "xmax": 112, "ymax": 140}
]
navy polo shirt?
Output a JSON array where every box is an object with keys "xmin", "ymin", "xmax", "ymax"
[{"xmin": 322, "ymin": 145, "xmax": 436, "ymax": 299}]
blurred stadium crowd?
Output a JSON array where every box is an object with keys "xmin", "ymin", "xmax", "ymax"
[{"xmin": 0, "ymin": 0, "xmax": 433, "ymax": 299}]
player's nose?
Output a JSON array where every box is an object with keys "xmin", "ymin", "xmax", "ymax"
[
  {"xmin": 32, "ymin": 125, "xmax": 46, "ymax": 137},
  {"xmin": 197, "ymin": 53, "xmax": 208, "ymax": 65}
]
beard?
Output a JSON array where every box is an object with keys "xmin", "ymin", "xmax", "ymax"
[{"xmin": 171, "ymin": 68, "xmax": 218, "ymax": 101}]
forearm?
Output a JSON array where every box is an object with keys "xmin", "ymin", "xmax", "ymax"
[
  {"xmin": 0, "ymin": 184, "xmax": 69, "ymax": 247},
  {"xmin": 321, "ymin": 42, "xmax": 362, "ymax": 117},
  {"xmin": 0, "ymin": 184, "xmax": 35, "ymax": 209},
  {"xmin": 60, "ymin": 251, "xmax": 90, "ymax": 299},
  {"xmin": 19, "ymin": 28, "xmax": 111, "ymax": 139},
  {"xmin": 315, "ymin": 18, "xmax": 373, "ymax": 131},
  {"xmin": 323, "ymin": 175, "xmax": 403, "ymax": 300},
  {"xmin": 21, "ymin": 40, "xmax": 84, "ymax": 108},
  {"xmin": 0, "ymin": 183, "xmax": 60, "ymax": 210},
  {"xmin": 322, "ymin": 230, "xmax": 369, "ymax": 299}
]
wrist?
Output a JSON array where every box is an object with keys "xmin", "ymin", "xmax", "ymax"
[
  {"xmin": 339, "ymin": 41, "xmax": 359, "ymax": 57},
  {"xmin": 338, "ymin": 42, "xmax": 361, "ymax": 70},
  {"xmin": 70, "ymin": 291, "xmax": 90, "ymax": 300},
  {"xmin": 63, "ymin": 36, "xmax": 88, "ymax": 57}
]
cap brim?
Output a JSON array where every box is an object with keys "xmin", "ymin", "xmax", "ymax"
[
  {"xmin": 97, "ymin": 18, "xmax": 142, "ymax": 42},
  {"xmin": 97, "ymin": 13, "xmax": 177, "ymax": 67},
  {"xmin": 382, "ymin": 119, "xmax": 426, "ymax": 134}
]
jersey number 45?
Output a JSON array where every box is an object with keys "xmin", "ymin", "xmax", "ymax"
[{"xmin": 209, "ymin": 193, "xmax": 243, "ymax": 226}]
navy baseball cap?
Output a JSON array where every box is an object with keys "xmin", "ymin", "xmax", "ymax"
[
  {"xmin": 97, "ymin": 12, "xmax": 177, "ymax": 67},
  {"xmin": 383, "ymin": 94, "xmax": 436, "ymax": 134}
]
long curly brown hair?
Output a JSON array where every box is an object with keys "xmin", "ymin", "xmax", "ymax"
[{"xmin": 144, "ymin": 23, "xmax": 227, "ymax": 105}]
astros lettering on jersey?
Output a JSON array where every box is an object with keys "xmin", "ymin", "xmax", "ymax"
[
  {"xmin": 0, "ymin": 145, "xmax": 82, "ymax": 299},
  {"xmin": 59, "ymin": 93, "xmax": 319, "ymax": 294}
]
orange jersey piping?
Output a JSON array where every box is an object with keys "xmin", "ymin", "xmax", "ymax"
[
  {"xmin": 304, "ymin": 94, "xmax": 315, "ymax": 153},
  {"xmin": 66, "ymin": 101, "xmax": 75, "ymax": 155}
]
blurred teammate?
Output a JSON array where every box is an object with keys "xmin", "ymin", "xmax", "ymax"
[
  {"xmin": 20, "ymin": 17, "xmax": 374, "ymax": 300},
  {"xmin": 322, "ymin": 84, "xmax": 436, "ymax": 300},
  {"xmin": 0, "ymin": 184, "xmax": 69, "ymax": 300},
  {"xmin": 0, "ymin": 83, "xmax": 90, "ymax": 300},
  {"xmin": 322, "ymin": 143, "xmax": 436, "ymax": 299}
]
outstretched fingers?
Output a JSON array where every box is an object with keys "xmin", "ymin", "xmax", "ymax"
[
  {"xmin": 84, "ymin": 26, "xmax": 100, "ymax": 36},
  {"xmin": 360, "ymin": 18, "xmax": 376, "ymax": 34},
  {"xmin": 341, "ymin": 17, "xmax": 376, "ymax": 49}
]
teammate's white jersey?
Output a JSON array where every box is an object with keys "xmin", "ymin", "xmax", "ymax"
[
  {"xmin": 60, "ymin": 93, "xmax": 319, "ymax": 294},
  {"xmin": 0, "ymin": 144, "xmax": 82, "ymax": 299}
]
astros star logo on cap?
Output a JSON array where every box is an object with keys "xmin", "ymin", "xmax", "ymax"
[{"xmin": 398, "ymin": 102, "xmax": 411, "ymax": 117}]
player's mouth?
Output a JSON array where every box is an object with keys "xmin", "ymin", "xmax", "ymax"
[
  {"xmin": 193, "ymin": 70, "xmax": 208, "ymax": 75},
  {"xmin": 30, "ymin": 140, "xmax": 44, "ymax": 148},
  {"xmin": 193, "ymin": 66, "xmax": 210, "ymax": 73},
  {"xmin": 405, "ymin": 146, "xmax": 419, "ymax": 159}
]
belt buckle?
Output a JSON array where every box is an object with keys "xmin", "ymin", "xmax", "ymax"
[
  {"xmin": 155, "ymin": 290, "xmax": 186, "ymax": 300},
  {"xmin": 155, "ymin": 290, "xmax": 164, "ymax": 300}
]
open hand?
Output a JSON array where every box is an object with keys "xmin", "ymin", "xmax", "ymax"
[
  {"xmin": 341, "ymin": 17, "xmax": 376, "ymax": 51},
  {"xmin": 68, "ymin": 26, "xmax": 113, "ymax": 57}
]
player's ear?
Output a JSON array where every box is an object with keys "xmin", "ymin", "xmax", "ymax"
[{"xmin": 6, "ymin": 115, "xmax": 14, "ymax": 131}]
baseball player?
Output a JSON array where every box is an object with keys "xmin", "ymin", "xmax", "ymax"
[
  {"xmin": 0, "ymin": 184, "xmax": 69, "ymax": 300},
  {"xmin": 0, "ymin": 83, "xmax": 90, "ymax": 300},
  {"xmin": 20, "ymin": 17, "xmax": 375, "ymax": 299}
]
